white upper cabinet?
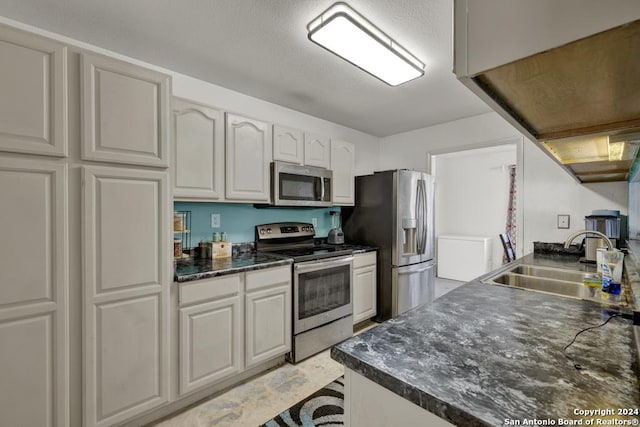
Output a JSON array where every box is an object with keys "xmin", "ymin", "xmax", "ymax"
[
  {"xmin": 0, "ymin": 25, "xmax": 67, "ymax": 157},
  {"xmin": 273, "ymin": 125, "xmax": 304, "ymax": 164},
  {"xmin": 225, "ymin": 113, "xmax": 272, "ymax": 202},
  {"xmin": 172, "ymin": 97, "xmax": 224, "ymax": 200},
  {"xmin": 0, "ymin": 157, "xmax": 68, "ymax": 427},
  {"xmin": 304, "ymin": 133, "xmax": 331, "ymax": 168},
  {"xmin": 330, "ymin": 139, "xmax": 355, "ymax": 206},
  {"xmin": 81, "ymin": 52, "xmax": 170, "ymax": 167}
]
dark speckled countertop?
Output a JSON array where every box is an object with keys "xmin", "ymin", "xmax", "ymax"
[
  {"xmin": 174, "ymin": 243, "xmax": 376, "ymax": 283},
  {"xmin": 174, "ymin": 253, "xmax": 292, "ymax": 282},
  {"xmin": 332, "ymin": 253, "xmax": 640, "ymax": 426}
]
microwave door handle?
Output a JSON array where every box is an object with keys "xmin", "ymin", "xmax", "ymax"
[{"xmin": 320, "ymin": 177, "xmax": 325, "ymax": 201}]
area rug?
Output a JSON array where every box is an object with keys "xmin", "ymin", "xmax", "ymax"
[{"xmin": 260, "ymin": 376, "xmax": 344, "ymax": 427}]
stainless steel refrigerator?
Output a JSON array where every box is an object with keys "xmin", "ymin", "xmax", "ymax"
[{"xmin": 343, "ymin": 170, "xmax": 435, "ymax": 322}]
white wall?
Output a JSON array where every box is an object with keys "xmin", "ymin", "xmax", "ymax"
[
  {"xmin": 380, "ymin": 111, "xmax": 629, "ymax": 257},
  {"xmin": 522, "ymin": 141, "xmax": 628, "ymax": 251},
  {"xmin": 379, "ymin": 112, "xmax": 518, "ymax": 172},
  {"xmin": 434, "ymin": 145, "xmax": 517, "ymax": 270},
  {"xmin": 0, "ymin": 16, "xmax": 381, "ymax": 176}
]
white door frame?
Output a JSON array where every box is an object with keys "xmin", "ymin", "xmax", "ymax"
[{"xmin": 427, "ymin": 136, "xmax": 525, "ymax": 258}]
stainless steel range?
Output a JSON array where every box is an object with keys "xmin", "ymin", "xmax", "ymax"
[{"xmin": 256, "ymin": 222, "xmax": 353, "ymax": 363}]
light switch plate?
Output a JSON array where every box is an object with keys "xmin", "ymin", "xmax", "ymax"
[
  {"xmin": 211, "ymin": 213, "xmax": 220, "ymax": 228},
  {"xmin": 557, "ymin": 214, "xmax": 570, "ymax": 229}
]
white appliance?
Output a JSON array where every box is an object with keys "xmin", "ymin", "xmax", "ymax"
[
  {"xmin": 343, "ymin": 170, "xmax": 435, "ymax": 321},
  {"xmin": 437, "ymin": 235, "xmax": 492, "ymax": 282}
]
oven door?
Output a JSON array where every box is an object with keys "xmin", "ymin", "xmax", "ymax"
[
  {"xmin": 293, "ymin": 256, "xmax": 353, "ymax": 335},
  {"xmin": 272, "ymin": 161, "xmax": 332, "ymax": 207}
]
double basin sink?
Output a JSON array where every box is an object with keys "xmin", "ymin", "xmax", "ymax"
[{"xmin": 483, "ymin": 263, "xmax": 609, "ymax": 302}]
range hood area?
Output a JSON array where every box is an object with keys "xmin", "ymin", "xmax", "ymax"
[{"xmin": 470, "ymin": 19, "xmax": 640, "ymax": 183}]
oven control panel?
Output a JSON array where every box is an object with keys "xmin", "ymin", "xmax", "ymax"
[{"xmin": 256, "ymin": 222, "xmax": 315, "ymax": 240}]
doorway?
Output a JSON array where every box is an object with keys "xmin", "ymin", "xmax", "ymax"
[{"xmin": 429, "ymin": 138, "xmax": 523, "ymax": 274}]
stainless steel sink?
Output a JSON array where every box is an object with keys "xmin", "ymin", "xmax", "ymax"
[
  {"xmin": 507, "ymin": 265, "xmax": 593, "ymax": 283},
  {"xmin": 483, "ymin": 264, "xmax": 601, "ymax": 300}
]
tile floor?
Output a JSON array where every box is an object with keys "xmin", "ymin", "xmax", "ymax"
[{"xmin": 153, "ymin": 278, "xmax": 464, "ymax": 427}]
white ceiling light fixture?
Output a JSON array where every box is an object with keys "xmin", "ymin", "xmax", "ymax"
[{"xmin": 307, "ymin": 2, "xmax": 425, "ymax": 86}]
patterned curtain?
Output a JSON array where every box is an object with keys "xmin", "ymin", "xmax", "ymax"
[{"xmin": 503, "ymin": 165, "xmax": 517, "ymax": 263}]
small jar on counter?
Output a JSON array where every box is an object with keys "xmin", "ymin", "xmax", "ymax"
[{"xmin": 173, "ymin": 238, "xmax": 183, "ymax": 258}]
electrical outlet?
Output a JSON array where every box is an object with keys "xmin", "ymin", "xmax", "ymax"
[
  {"xmin": 557, "ymin": 214, "xmax": 570, "ymax": 229},
  {"xmin": 311, "ymin": 218, "xmax": 318, "ymax": 227},
  {"xmin": 211, "ymin": 213, "xmax": 220, "ymax": 228}
]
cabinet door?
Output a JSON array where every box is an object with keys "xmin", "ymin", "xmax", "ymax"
[
  {"xmin": 82, "ymin": 166, "xmax": 170, "ymax": 427},
  {"xmin": 225, "ymin": 113, "xmax": 272, "ymax": 201},
  {"xmin": 304, "ymin": 133, "xmax": 331, "ymax": 168},
  {"xmin": 172, "ymin": 97, "xmax": 224, "ymax": 199},
  {"xmin": 331, "ymin": 139, "xmax": 355, "ymax": 205},
  {"xmin": 245, "ymin": 266, "xmax": 291, "ymax": 367},
  {"xmin": 179, "ymin": 294, "xmax": 243, "ymax": 395},
  {"xmin": 81, "ymin": 52, "xmax": 170, "ymax": 167},
  {"xmin": 0, "ymin": 158, "xmax": 68, "ymax": 426},
  {"xmin": 273, "ymin": 125, "xmax": 304, "ymax": 164},
  {"xmin": 353, "ymin": 265, "xmax": 377, "ymax": 324},
  {"xmin": 0, "ymin": 26, "xmax": 67, "ymax": 157}
]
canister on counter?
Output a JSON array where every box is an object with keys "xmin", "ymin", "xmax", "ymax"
[{"xmin": 173, "ymin": 238, "xmax": 183, "ymax": 258}]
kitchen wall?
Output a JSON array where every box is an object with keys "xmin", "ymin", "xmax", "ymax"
[
  {"xmin": 174, "ymin": 202, "xmax": 339, "ymax": 245},
  {"xmin": 379, "ymin": 111, "xmax": 629, "ymax": 255}
]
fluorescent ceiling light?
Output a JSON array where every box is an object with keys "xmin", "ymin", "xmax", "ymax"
[
  {"xmin": 307, "ymin": 2, "xmax": 425, "ymax": 86},
  {"xmin": 543, "ymin": 132, "xmax": 640, "ymax": 164}
]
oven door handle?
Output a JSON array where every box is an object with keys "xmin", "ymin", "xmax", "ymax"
[{"xmin": 295, "ymin": 256, "xmax": 354, "ymax": 271}]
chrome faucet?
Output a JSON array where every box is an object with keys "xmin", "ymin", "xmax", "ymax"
[{"xmin": 563, "ymin": 230, "xmax": 613, "ymax": 249}]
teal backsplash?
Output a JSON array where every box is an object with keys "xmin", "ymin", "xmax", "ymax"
[{"xmin": 174, "ymin": 202, "xmax": 341, "ymax": 247}]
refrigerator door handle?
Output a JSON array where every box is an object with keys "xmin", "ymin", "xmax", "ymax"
[
  {"xmin": 420, "ymin": 179, "xmax": 428, "ymax": 255},
  {"xmin": 416, "ymin": 179, "xmax": 426, "ymax": 254}
]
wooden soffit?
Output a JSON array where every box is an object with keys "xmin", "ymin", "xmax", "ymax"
[{"xmin": 473, "ymin": 19, "xmax": 640, "ymax": 141}]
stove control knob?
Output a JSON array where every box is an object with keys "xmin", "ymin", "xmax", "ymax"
[
  {"xmin": 266, "ymin": 228, "xmax": 272, "ymax": 234},
  {"xmin": 259, "ymin": 229, "xmax": 265, "ymax": 235},
  {"xmin": 302, "ymin": 226, "xmax": 308, "ymax": 231}
]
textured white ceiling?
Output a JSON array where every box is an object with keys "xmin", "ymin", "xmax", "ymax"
[{"xmin": 0, "ymin": 0, "xmax": 491, "ymax": 137}]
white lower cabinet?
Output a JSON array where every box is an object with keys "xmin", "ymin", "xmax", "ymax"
[
  {"xmin": 245, "ymin": 266, "xmax": 292, "ymax": 368},
  {"xmin": 353, "ymin": 252, "xmax": 377, "ymax": 324},
  {"xmin": 178, "ymin": 265, "xmax": 291, "ymax": 396},
  {"xmin": 179, "ymin": 274, "xmax": 243, "ymax": 395}
]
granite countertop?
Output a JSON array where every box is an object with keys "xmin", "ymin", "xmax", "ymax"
[
  {"xmin": 330, "ymin": 243, "xmax": 377, "ymax": 254},
  {"xmin": 174, "ymin": 253, "xmax": 292, "ymax": 282},
  {"xmin": 174, "ymin": 243, "xmax": 376, "ymax": 283},
  {"xmin": 332, "ymin": 253, "xmax": 640, "ymax": 426}
]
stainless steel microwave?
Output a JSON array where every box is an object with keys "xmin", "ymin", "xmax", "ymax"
[{"xmin": 271, "ymin": 161, "xmax": 332, "ymax": 207}]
